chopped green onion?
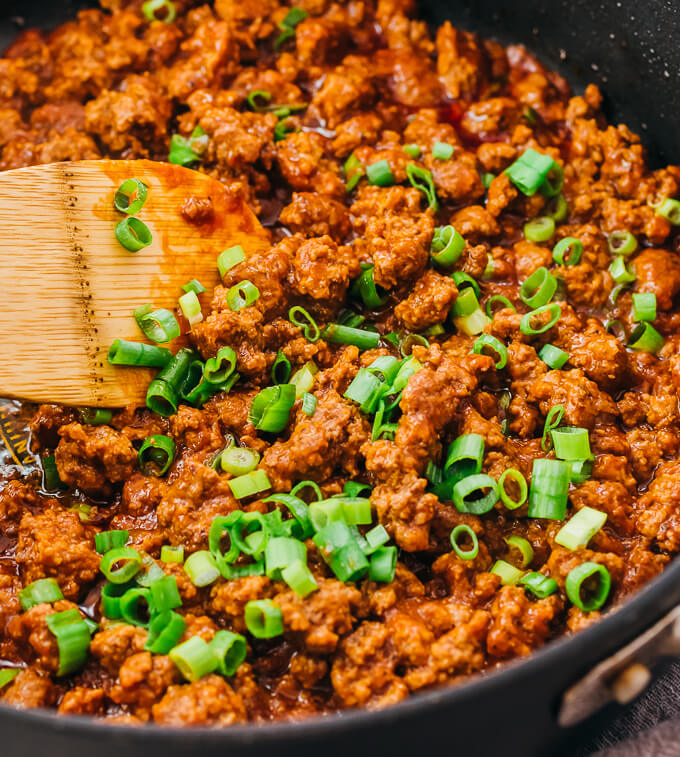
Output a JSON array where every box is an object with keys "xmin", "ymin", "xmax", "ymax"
[
  {"xmin": 482, "ymin": 172, "xmax": 496, "ymax": 189},
  {"xmin": 632, "ymin": 292, "xmax": 657, "ymax": 322},
  {"xmin": 144, "ymin": 610, "xmax": 186, "ymax": 654},
  {"xmin": 289, "ymin": 306, "xmax": 320, "ymax": 342},
  {"xmin": 539, "ymin": 343, "xmax": 569, "ymax": 369},
  {"xmin": 365, "ymin": 524, "xmax": 389, "ymax": 554},
  {"xmin": 406, "ymin": 162, "xmax": 438, "ymax": 211},
  {"xmin": 290, "ymin": 361, "xmax": 318, "ymax": 397},
  {"xmin": 552, "ymin": 427, "xmax": 591, "ymax": 460},
  {"xmin": 244, "ymin": 599, "xmax": 283, "ymax": 638},
  {"xmin": 210, "ymin": 630, "xmax": 247, "ymax": 676},
  {"xmin": 498, "ymin": 468, "xmax": 528, "ymax": 510},
  {"xmin": 100, "ymin": 547, "xmax": 142, "ymax": 584},
  {"xmin": 430, "ymin": 225, "xmax": 465, "ymax": 266},
  {"xmin": 552, "ymin": 237, "xmax": 583, "ymax": 266},
  {"xmin": 218, "ymin": 245, "xmax": 246, "ymax": 278},
  {"xmin": 264, "ymin": 536, "xmax": 306, "ymax": 580},
  {"xmin": 204, "ymin": 346, "xmax": 236, "ymax": 384},
  {"xmin": 301, "ymin": 392, "xmax": 317, "ymax": 416},
  {"xmin": 403, "ymin": 144, "xmax": 420, "ymax": 158},
  {"xmin": 473, "ymin": 334, "xmax": 508, "ymax": 369},
  {"xmin": 541, "ymin": 161, "xmax": 564, "ymax": 197},
  {"xmin": 281, "ymin": 560, "xmax": 318, "ymax": 597},
  {"xmin": 569, "ymin": 458, "xmax": 593, "ymax": 484},
  {"xmin": 182, "ymin": 279, "xmax": 205, "ymax": 295},
  {"xmin": 519, "ymin": 572, "xmax": 558, "ymax": 599},
  {"xmin": 366, "ymin": 159, "xmax": 394, "ymax": 187},
  {"xmin": 344, "ymin": 368, "xmax": 384, "ymax": 413},
  {"xmin": 485, "ymin": 295, "xmax": 516, "ymax": 318},
  {"xmin": 246, "ymin": 90, "xmax": 271, "ymax": 111},
  {"xmin": 115, "ymin": 217, "xmax": 152, "ymax": 252},
  {"xmin": 138, "ymin": 434, "xmax": 175, "ymax": 476},
  {"xmin": 168, "ymin": 126, "xmax": 207, "ymax": 166},
  {"xmin": 444, "ymin": 433, "xmax": 484, "ymax": 482},
  {"xmin": 161, "ymin": 545, "xmax": 184, "ymax": 563},
  {"xmin": 314, "ymin": 522, "xmax": 370, "ymax": 582},
  {"xmin": 79, "ymin": 408, "xmax": 112, "ymax": 426},
  {"xmin": 229, "ymin": 470, "xmax": 271, "ymax": 499},
  {"xmin": 184, "ymin": 550, "xmax": 220, "ymax": 587},
  {"xmin": 520, "ymin": 267, "xmax": 558, "ymax": 309},
  {"xmin": 142, "ymin": 0, "xmax": 176, "ymax": 23},
  {"xmin": 100, "ymin": 582, "xmax": 125, "ymax": 619},
  {"xmin": 607, "ymin": 231, "xmax": 638, "ymax": 256},
  {"xmin": 264, "ymin": 490, "xmax": 314, "ymax": 539},
  {"xmin": 609, "ymin": 257, "xmax": 636, "ymax": 284},
  {"xmin": 628, "ymin": 322, "xmax": 664, "ymax": 354},
  {"xmin": 146, "ymin": 347, "xmax": 195, "ymax": 417},
  {"xmin": 108, "ymin": 339, "xmax": 172, "ymax": 367},
  {"xmin": 504, "ymin": 535, "xmax": 534, "ymax": 568},
  {"xmin": 343, "ymin": 153, "xmax": 363, "ymax": 191},
  {"xmin": 321, "ymin": 323, "xmax": 380, "ymax": 350},
  {"xmin": 399, "ymin": 333, "xmax": 429, "ymax": 356},
  {"xmin": 654, "ymin": 197, "xmax": 680, "ymax": 224},
  {"xmin": 170, "ymin": 636, "xmax": 219, "ymax": 682},
  {"xmin": 490, "ymin": 560, "xmax": 523, "ymax": 586},
  {"xmin": 249, "ymin": 384, "xmax": 296, "ymax": 432},
  {"xmin": 541, "ymin": 404, "xmax": 564, "ymax": 450},
  {"xmin": 527, "ymin": 458, "xmax": 570, "ymax": 520},
  {"xmin": 290, "ymin": 479, "xmax": 323, "ymax": 501},
  {"xmin": 565, "ymin": 562, "xmax": 611, "ymax": 612},
  {"xmin": 271, "ymin": 350, "xmax": 292, "ymax": 384},
  {"xmin": 134, "ymin": 304, "xmax": 180, "ymax": 343},
  {"xmin": 114, "ymin": 178, "xmax": 148, "ymax": 215},
  {"xmin": 119, "ymin": 587, "xmax": 152, "ymax": 627},
  {"xmin": 453, "ymin": 474, "xmax": 499, "ymax": 515},
  {"xmin": 178, "ymin": 290, "xmax": 202, "ymax": 327},
  {"xmin": 19, "ymin": 578, "xmax": 64, "ymax": 610},
  {"xmin": 555, "ymin": 506, "xmax": 607, "ymax": 551},
  {"xmin": 505, "ymin": 149, "xmax": 556, "ymax": 196},
  {"xmin": 432, "ymin": 141, "xmax": 454, "ymax": 160},
  {"xmin": 546, "ymin": 193, "xmax": 568, "ymax": 223},
  {"xmin": 227, "ymin": 280, "xmax": 259, "ymax": 311},
  {"xmin": 519, "ymin": 303, "xmax": 562, "ymax": 335},
  {"xmin": 220, "ymin": 447, "xmax": 260, "ymax": 476},
  {"xmin": 524, "ymin": 217, "xmax": 555, "ymax": 243},
  {"xmin": 0, "ymin": 669, "xmax": 20, "ymax": 690},
  {"xmin": 450, "ymin": 524, "xmax": 479, "ymax": 560},
  {"xmin": 274, "ymin": 7, "xmax": 307, "ymax": 49},
  {"xmin": 45, "ymin": 609, "xmax": 91, "ymax": 675},
  {"xmin": 369, "ymin": 546, "xmax": 397, "ymax": 582},
  {"xmin": 452, "ymin": 271, "xmax": 481, "ymax": 298},
  {"xmin": 351, "ymin": 265, "xmax": 388, "ymax": 309},
  {"xmin": 94, "ymin": 530, "xmax": 129, "ymax": 555}
]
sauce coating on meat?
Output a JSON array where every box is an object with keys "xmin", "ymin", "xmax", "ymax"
[{"xmin": 1, "ymin": 0, "xmax": 680, "ymax": 727}]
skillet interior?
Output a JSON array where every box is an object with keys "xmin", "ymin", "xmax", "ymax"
[{"xmin": 2, "ymin": 1, "xmax": 680, "ymax": 755}]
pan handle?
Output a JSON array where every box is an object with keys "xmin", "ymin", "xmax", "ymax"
[{"xmin": 558, "ymin": 604, "xmax": 680, "ymax": 727}]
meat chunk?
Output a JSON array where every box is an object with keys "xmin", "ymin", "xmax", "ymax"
[
  {"xmin": 486, "ymin": 586, "xmax": 562, "ymax": 659},
  {"xmin": 152, "ymin": 676, "xmax": 247, "ymax": 726},
  {"xmin": 274, "ymin": 578, "xmax": 362, "ymax": 653},
  {"xmin": 394, "ymin": 270, "xmax": 458, "ymax": 330},
  {"xmin": 633, "ymin": 248, "xmax": 680, "ymax": 310},
  {"xmin": 55, "ymin": 422, "xmax": 137, "ymax": 496},
  {"xmin": 262, "ymin": 390, "xmax": 370, "ymax": 491},
  {"xmin": 279, "ymin": 193, "xmax": 351, "ymax": 240},
  {"xmin": 15, "ymin": 509, "xmax": 99, "ymax": 600},
  {"xmin": 372, "ymin": 475, "xmax": 437, "ymax": 552}
]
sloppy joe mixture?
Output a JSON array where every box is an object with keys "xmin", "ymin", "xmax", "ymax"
[{"xmin": 2, "ymin": 0, "xmax": 680, "ymax": 727}]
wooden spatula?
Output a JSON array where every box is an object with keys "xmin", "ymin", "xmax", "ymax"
[{"xmin": 0, "ymin": 159, "xmax": 270, "ymax": 408}]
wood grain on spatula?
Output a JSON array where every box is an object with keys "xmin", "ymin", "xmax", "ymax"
[{"xmin": 0, "ymin": 159, "xmax": 269, "ymax": 407}]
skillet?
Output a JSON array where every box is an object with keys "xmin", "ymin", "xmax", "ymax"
[{"xmin": 1, "ymin": 0, "xmax": 680, "ymax": 754}]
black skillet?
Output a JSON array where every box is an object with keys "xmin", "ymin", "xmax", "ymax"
[{"xmin": 2, "ymin": 1, "xmax": 680, "ymax": 755}]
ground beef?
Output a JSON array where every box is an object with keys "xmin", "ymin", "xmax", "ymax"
[{"xmin": 2, "ymin": 0, "xmax": 680, "ymax": 730}]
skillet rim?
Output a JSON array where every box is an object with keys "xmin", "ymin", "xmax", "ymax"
[{"xmin": 2, "ymin": 550, "xmax": 679, "ymax": 743}]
